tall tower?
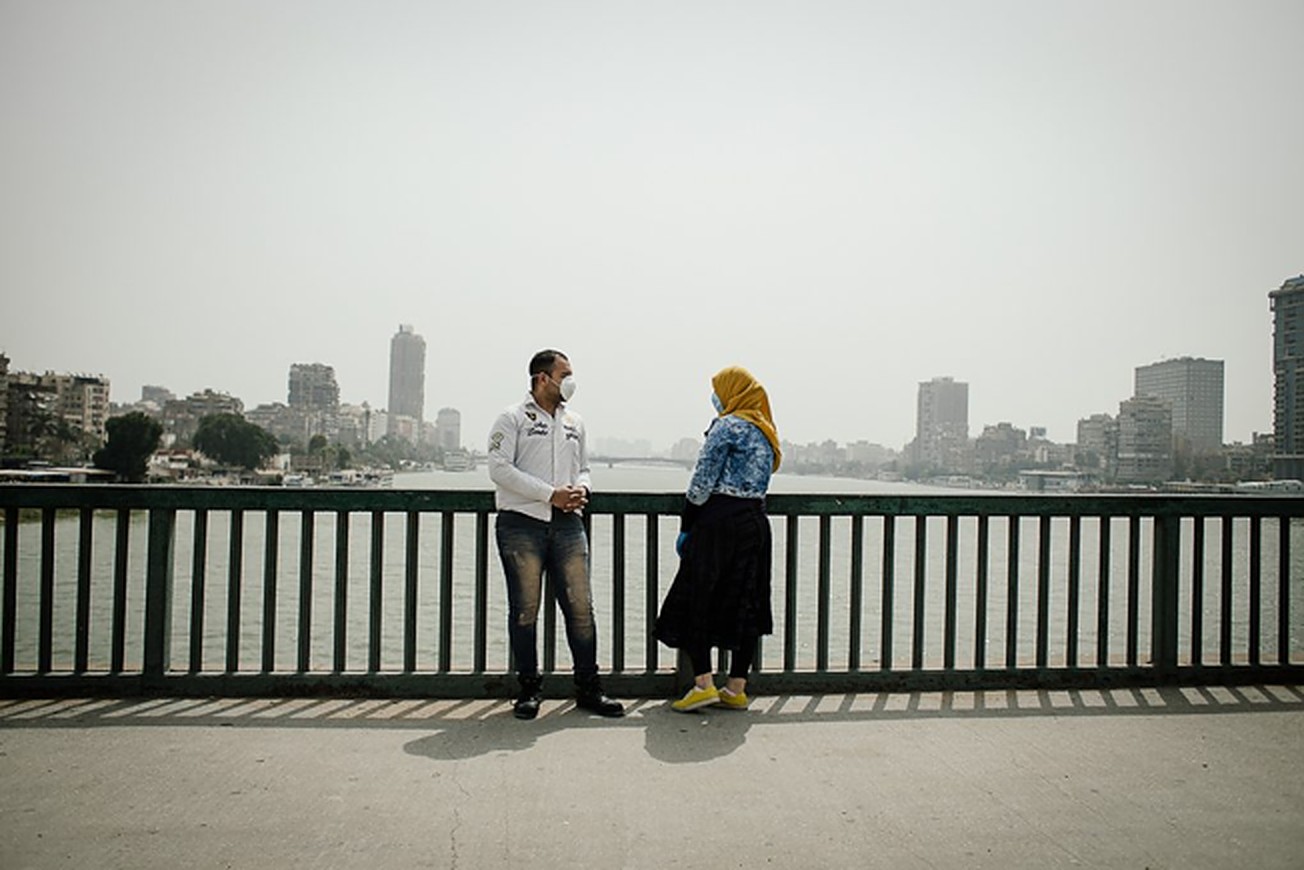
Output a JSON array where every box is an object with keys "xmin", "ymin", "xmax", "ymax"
[
  {"xmin": 1270, "ymin": 275, "xmax": 1304, "ymax": 479},
  {"xmin": 387, "ymin": 325, "xmax": 426, "ymax": 441},
  {"xmin": 1134, "ymin": 357, "xmax": 1224, "ymax": 452}
]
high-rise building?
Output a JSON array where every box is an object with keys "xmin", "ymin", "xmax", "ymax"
[
  {"xmin": 1270, "ymin": 275, "xmax": 1304, "ymax": 480},
  {"xmin": 288, "ymin": 363, "xmax": 340, "ymax": 411},
  {"xmin": 1116, "ymin": 395, "xmax": 1173, "ymax": 483},
  {"xmin": 0, "ymin": 353, "xmax": 8, "ymax": 457},
  {"xmin": 1134, "ymin": 357, "xmax": 1224, "ymax": 453},
  {"xmin": 435, "ymin": 407, "xmax": 461, "ymax": 451},
  {"xmin": 910, "ymin": 376, "xmax": 969, "ymax": 472},
  {"xmin": 387, "ymin": 325, "xmax": 426, "ymax": 441}
]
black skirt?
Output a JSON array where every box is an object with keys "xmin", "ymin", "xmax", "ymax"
[{"xmin": 653, "ymin": 495, "xmax": 773, "ymax": 651}]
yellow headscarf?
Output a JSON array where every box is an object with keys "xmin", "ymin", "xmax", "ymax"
[{"xmin": 712, "ymin": 365, "xmax": 782, "ymax": 471}]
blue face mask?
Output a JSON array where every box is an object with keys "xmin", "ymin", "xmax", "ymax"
[{"xmin": 711, "ymin": 392, "xmax": 724, "ymax": 414}]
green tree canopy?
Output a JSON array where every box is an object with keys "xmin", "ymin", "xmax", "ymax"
[
  {"xmin": 193, "ymin": 414, "xmax": 279, "ymax": 471},
  {"xmin": 93, "ymin": 412, "xmax": 163, "ymax": 482}
]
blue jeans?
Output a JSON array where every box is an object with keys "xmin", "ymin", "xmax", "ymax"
[{"xmin": 495, "ymin": 509, "xmax": 598, "ymax": 680}]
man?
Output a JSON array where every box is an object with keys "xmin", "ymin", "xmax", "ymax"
[{"xmin": 487, "ymin": 349, "xmax": 624, "ymax": 720}]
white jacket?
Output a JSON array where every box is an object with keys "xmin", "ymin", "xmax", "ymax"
[{"xmin": 487, "ymin": 395, "xmax": 592, "ymax": 521}]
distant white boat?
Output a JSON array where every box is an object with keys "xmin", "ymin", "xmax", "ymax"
[{"xmin": 442, "ymin": 450, "xmax": 475, "ymax": 472}]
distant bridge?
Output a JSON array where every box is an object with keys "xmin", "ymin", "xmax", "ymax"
[{"xmin": 589, "ymin": 455, "xmax": 693, "ymax": 469}]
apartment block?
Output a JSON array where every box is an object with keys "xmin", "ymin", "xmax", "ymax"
[
  {"xmin": 910, "ymin": 376, "xmax": 970, "ymax": 472},
  {"xmin": 1134, "ymin": 357, "xmax": 1224, "ymax": 452},
  {"xmin": 1270, "ymin": 274, "xmax": 1304, "ymax": 479},
  {"xmin": 1075, "ymin": 413, "xmax": 1118, "ymax": 476},
  {"xmin": 1116, "ymin": 395, "xmax": 1173, "ymax": 483},
  {"xmin": 288, "ymin": 363, "xmax": 340, "ymax": 412},
  {"xmin": 162, "ymin": 389, "xmax": 243, "ymax": 444},
  {"xmin": 2, "ymin": 368, "xmax": 111, "ymax": 461}
]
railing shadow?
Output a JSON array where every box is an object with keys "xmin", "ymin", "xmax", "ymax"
[
  {"xmin": 3, "ymin": 684, "xmax": 1299, "ymax": 727},
  {"xmin": 4, "ymin": 685, "xmax": 1301, "ymax": 764}
]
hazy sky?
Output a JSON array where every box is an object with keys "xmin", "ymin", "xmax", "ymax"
[{"xmin": 2, "ymin": 1, "xmax": 1301, "ymax": 452}]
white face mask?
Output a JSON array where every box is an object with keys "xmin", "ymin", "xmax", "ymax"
[
  {"xmin": 711, "ymin": 392, "xmax": 724, "ymax": 414},
  {"xmin": 544, "ymin": 373, "xmax": 577, "ymax": 401}
]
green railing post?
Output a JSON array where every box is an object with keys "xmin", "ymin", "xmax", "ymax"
[
  {"xmin": 1150, "ymin": 514, "xmax": 1180, "ymax": 676},
  {"xmin": 143, "ymin": 508, "xmax": 177, "ymax": 687}
]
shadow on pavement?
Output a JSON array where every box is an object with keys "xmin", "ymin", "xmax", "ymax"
[{"xmin": 2, "ymin": 683, "xmax": 1300, "ymax": 730}]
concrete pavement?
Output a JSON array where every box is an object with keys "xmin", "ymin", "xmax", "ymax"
[{"xmin": 2, "ymin": 686, "xmax": 1303, "ymax": 869}]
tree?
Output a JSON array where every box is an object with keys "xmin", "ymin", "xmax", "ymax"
[
  {"xmin": 193, "ymin": 414, "xmax": 279, "ymax": 471},
  {"xmin": 93, "ymin": 412, "xmax": 164, "ymax": 482}
]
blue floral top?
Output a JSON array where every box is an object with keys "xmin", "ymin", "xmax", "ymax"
[{"xmin": 686, "ymin": 416, "xmax": 775, "ymax": 506}]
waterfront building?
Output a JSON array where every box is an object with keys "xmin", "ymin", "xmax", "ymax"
[
  {"xmin": 368, "ymin": 409, "xmax": 389, "ymax": 444},
  {"xmin": 388, "ymin": 414, "xmax": 419, "ymax": 444},
  {"xmin": 974, "ymin": 422, "xmax": 1026, "ymax": 471},
  {"xmin": 1116, "ymin": 395, "xmax": 1173, "ymax": 483},
  {"xmin": 1075, "ymin": 413, "xmax": 1118, "ymax": 477},
  {"xmin": 1222, "ymin": 433, "xmax": 1274, "ymax": 481},
  {"xmin": 387, "ymin": 325, "xmax": 426, "ymax": 441},
  {"xmin": 2, "ymin": 369, "xmax": 111, "ymax": 462},
  {"xmin": 1134, "ymin": 356, "xmax": 1224, "ymax": 453},
  {"xmin": 845, "ymin": 440, "xmax": 893, "ymax": 467},
  {"xmin": 336, "ymin": 403, "xmax": 373, "ymax": 449},
  {"xmin": 288, "ymin": 363, "xmax": 340, "ymax": 412},
  {"xmin": 435, "ymin": 407, "xmax": 461, "ymax": 451},
  {"xmin": 0, "ymin": 353, "xmax": 8, "ymax": 457},
  {"xmin": 285, "ymin": 363, "xmax": 340, "ymax": 444},
  {"xmin": 161, "ymin": 389, "xmax": 243, "ymax": 445},
  {"xmin": 1270, "ymin": 274, "xmax": 1304, "ymax": 480},
  {"xmin": 909, "ymin": 376, "xmax": 970, "ymax": 473},
  {"xmin": 141, "ymin": 385, "xmax": 174, "ymax": 406}
]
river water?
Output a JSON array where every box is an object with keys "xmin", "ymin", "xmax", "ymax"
[{"xmin": 4, "ymin": 466, "xmax": 1301, "ymax": 674}]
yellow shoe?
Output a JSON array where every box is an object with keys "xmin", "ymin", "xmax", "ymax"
[
  {"xmin": 671, "ymin": 684, "xmax": 719, "ymax": 713},
  {"xmin": 716, "ymin": 687, "xmax": 749, "ymax": 710}
]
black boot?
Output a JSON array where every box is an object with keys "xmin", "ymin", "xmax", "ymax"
[
  {"xmin": 514, "ymin": 674, "xmax": 542, "ymax": 720},
  {"xmin": 575, "ymin": 675, "xmax": 625, "ymax": 718}
]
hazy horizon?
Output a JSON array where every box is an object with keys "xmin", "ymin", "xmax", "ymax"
[{"xmin": 3, "ymin": 2, "xmax": 1301, "ymax": 451}]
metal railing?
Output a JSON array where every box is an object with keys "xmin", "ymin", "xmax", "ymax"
[{"xmin": 1, "ymin": 485, "xmax": 1301, "ymax": 698}]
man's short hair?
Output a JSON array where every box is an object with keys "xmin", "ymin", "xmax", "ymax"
[{"xmin": 529, "ymin": 349, "xmax": 568, "ymax": 377}]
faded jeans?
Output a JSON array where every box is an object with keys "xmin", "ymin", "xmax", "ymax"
[{"xmin": 495, "ymin": 509, "xmax": 598, "ymax": 680}]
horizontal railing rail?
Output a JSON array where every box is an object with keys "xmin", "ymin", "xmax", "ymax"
[{"xmin": 1, "ymin": 484, "xmax": 1301, "ymax": 698}]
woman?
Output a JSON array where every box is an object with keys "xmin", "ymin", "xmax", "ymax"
[{"xmin": 654, "ymin": 365, "xmax": 781, "ymax": 712}]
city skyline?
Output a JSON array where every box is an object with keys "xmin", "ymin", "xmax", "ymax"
[
  {"xmin": 0, "ymin": 338, "xmax": 1262, "ymax": 457},
  {"xmin": 3, "ymin": 3, "xmax": 1300, "ymax": 451}
]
